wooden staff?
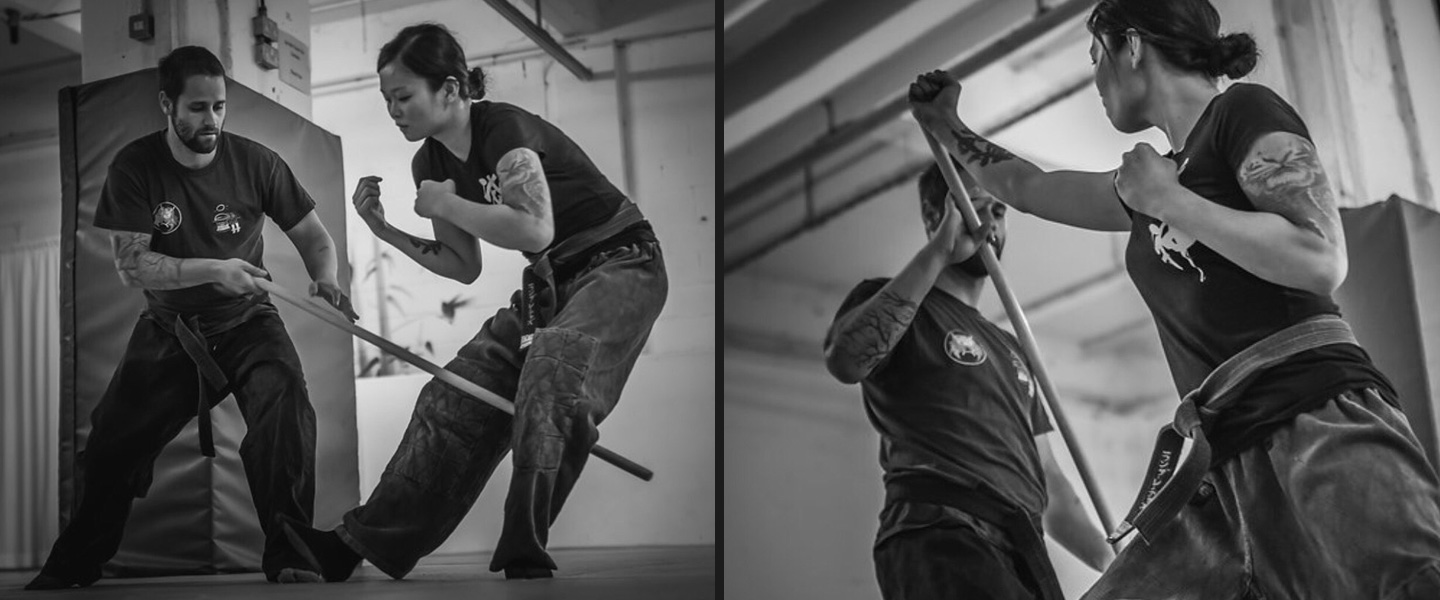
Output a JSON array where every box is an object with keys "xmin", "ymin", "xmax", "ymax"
[
  {"xmin": 920, "ymin": 130, "xmax": 1115, "ymax": 541},
  {"xmin": 257, "ymin": 278, "xmax": 655, "ymax": 482}
]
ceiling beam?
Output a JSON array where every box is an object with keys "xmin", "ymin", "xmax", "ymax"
[
  {"xmin": 723, "ymin": 0, "xmax": 827, "ymax": 63},
  {"xmin": 724, "ymin": 70, "xmax": 1093, "ymax": 274},
  {"xmin": 723, "ymin": 0, "xmax": 1095, "ymax": 210},
  {"xmin": 481, "ymin": 0, "xmax": 594, "ymax": 81},
  {"xmin": 725, "ymin": 0, "xmax": 970, "ymax": 154},
  {"xmin": 3, "ymin": 0, "xmax": 81, "ymax": 53},
  {"xmin": 724, "ymin": 0, "xmax": 1031, "ymax": 204},
  {"xmin": 723, "ymin": 0, "xmax": 923, "ymax": 120}
]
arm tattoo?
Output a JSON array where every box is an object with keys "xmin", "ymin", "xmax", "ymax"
[
  {"xmin": 948, "ymin": 123, "xmax": 1016, "ymax": 167},
  {"xmin": 404, "ymin": 233, "xmax": 443, "ymax": 255},
  {"xmin": 830, "ymin": 291, "xmax": 919, "ymax": 377},
  {"xmin": 496, "ymin": 148, "xmax": 552, "ymax": 221},
  {"xmin": 113, "ymin": 232, "xmax": 182, "ymax": 288},
  {"xmin": 1238, "ymin": 133, "xmax": 1338, "ymax": 240}
]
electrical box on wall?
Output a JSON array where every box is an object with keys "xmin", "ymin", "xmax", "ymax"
[
  {"xmin": 254, "ymin": 42, "xmax": 279, "ymax": 70},
  {"xmin": 128, "ymin": 12, "xmax": 153, "ymax": 41},
  {"xmin": 252, "ymin": 12, "xmax": 277, "ymax": 43},
  {"xmin": 252, "ymin": 2, "xmax": 279, "ymax": 71}
]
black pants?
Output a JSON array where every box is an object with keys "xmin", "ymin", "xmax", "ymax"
[
  {"xmin": 39, "ymin": 311, "xmax": 316, "ymax": 581},
  {"xmin": 874, "ymin": 521, "xmax": 1046, "ymax": 600}
]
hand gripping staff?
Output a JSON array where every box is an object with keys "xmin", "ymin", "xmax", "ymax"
[{"xmin": 255, "ymin": 278, "xmax": 654, "ymax": 482}]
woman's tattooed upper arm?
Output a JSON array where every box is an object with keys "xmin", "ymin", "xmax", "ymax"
[
  {"xmin": 1236, "ymin": 132, "xmax": 1340, "ymax": 241},
  {"xmin": 495, "ymin": 147, "xmax": 552, "ymax": 221}
]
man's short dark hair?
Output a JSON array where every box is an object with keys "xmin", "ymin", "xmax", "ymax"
[
  {"xmin": 158, "ymin": 46, "xmax": 225, "ymax": 101},
  {"xmin": 917, "ymin": 157, "xmax": 979, "ymax": 229}
]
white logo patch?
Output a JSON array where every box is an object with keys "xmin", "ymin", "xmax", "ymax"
[
  {"xmin": 1148, "ymin": 221, "xmax": 1206, "ymax": 282},
  {"xmin": 944, "ymin": 330, "xmax": 988, "ymax": 366},
  {"xmin": 1011, "ymin": 350, "xmax": 1036, "ymax": 399},
  {"xmin": 153, "ymin": 202, "xmax": 182, "ymax": 235},
  {"xmin": 213, "ymin": 204, "xmax": 241, "ymax": 235},
  {"xmin": 479, "ymin": 173, "xmax": 502, "ymax": 205}
]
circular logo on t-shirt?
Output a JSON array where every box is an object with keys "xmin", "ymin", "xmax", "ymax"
[
  {"xmin": 153, "ymin": 201, "xmax": 182, "ymax": 235},
  {"xmin": 943, "ymin": 330, "xmax": 987, "ymax": 366}
]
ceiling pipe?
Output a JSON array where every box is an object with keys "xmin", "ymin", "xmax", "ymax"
[
  {"xmin": 724, "ymin": 71, "xmax": 1094, "ymax": 274},
  {"xmin": 482, "ymin": 0, "xmax": 594, "ymax": 81},
  {"xmin": 723, "ymin": 0, "xmax": 1095, "ymax": 211}
]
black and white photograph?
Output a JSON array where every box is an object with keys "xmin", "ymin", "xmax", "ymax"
[
  {"xmin": 0, "ymin": 0, "xmax": 716, "ymax": 597},
  {"xmin": 726, "ymin": 0, "xmax": 1440, "ymax": 598}
]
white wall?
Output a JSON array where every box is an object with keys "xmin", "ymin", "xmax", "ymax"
[{"xmin": 308, "ymin": 3, "xmax": 715, "ymax": 551}]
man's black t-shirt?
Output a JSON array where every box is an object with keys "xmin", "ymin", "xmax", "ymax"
[
  {"xmin": 1119, "ymin": 83, "xmax": 1393, "ymax": 464},
  {"xmin": 833, "ymin": 278, "xmax": 1055, "ymax": 517},
  {"xmin": 93, "ymin": 130, "xmax": 315, "ymax": 319},
  {"xmin": 410, "ymin": 101, "xmax": 628, "ymax": 253}
]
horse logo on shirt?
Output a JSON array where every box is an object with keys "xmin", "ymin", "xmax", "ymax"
[
  {"xmin": 479, "ymin": 173, "xmax": 502, "ymax": 205},
  {"xmin": 1148, "ymin": 221, "xmax": 1206, "ymax": 282},
  {"xmin": 944, "ymin": 330, "xmax": 988, "ymax": 366},
  {"xmin": 153, "ymin": 202, "xmax": 182, "ymax": 235}
]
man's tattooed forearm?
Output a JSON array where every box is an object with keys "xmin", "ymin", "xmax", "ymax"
[
  {"xmin": 949, "ymin": 124, "xmax": 1016, "ymax": 167},
  {"xmin": 406, "ymin": 234, "xmax": 443, "ymax": 255},
  {"xmin": 833, "ymin": 291, "xmax": 919, "ymax": 376},
  {"xmin": 113, "ymin": 232, "xmax": 180, "ymax": 287},
  {"xmin": 137, "ymin": 251, "xmax": 181, "ymax": 286}
]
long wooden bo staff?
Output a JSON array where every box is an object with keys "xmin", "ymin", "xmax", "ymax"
[
  {"xmin": 256, "ymin": 278, "xmax": 655, "ymax": 482},
  {"xmin": 919, "ymin": 129, "xmax": 1116, "ymax": 544}
]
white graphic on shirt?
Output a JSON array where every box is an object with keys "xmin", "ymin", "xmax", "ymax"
[
  {"xmin": 1010, "ymin": 350, "xmax": 1036, "ymax": 399},
  {"xmin": 153, "ymin": 202, "xmax": 182, "ymax": 235},
  {"xmin": 1148, "ymin": 221, "xmax": 1206, "ymax": 282},
  {"xmin": 479, "ymin": 173, "xmax": 502, "ymax": 205},
  {"xmin": 213, "ymin": 204, "xmax": 241, "ymax": 234},
  {"xmin": 943, "ymin": 330, "xmax": 988, "ymax": 366}
]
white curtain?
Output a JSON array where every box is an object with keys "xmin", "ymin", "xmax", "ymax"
[{"xmin": 0, "ymin": 237, "xmax": 60, "ymax": 569}]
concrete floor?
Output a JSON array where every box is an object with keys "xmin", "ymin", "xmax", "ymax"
[{"xmin": 0, "ymin": 545, "xmax": 714, "ymax": 599}]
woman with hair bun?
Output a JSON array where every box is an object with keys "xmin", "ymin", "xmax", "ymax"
[
  {"xmin": 907, "ymin": 0, "xmax": 1440, "ymax": 597},
  {"xmin": 282, "ymin": 23, "xmax": 667, "ymax": 583}
]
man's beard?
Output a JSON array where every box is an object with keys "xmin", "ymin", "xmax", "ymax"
[
  {"xmin": 954, "ymin": 240, "xmax": 1002, "ymax": 277},
  {"xmin": 173, "ymin": 114, "xmax": 219, "ymax": 154}
]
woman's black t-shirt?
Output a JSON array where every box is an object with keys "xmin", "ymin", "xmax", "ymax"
[
  {"xmin": 410, "ymin": 101, "xmax": 629, "ymax": 253},
  {"xmin": 1119, "ymin": 83, "xmax": 1393, "ymax": 464}
]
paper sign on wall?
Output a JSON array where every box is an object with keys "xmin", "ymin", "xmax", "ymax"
[{"xmin": 278, "ymin": 30, "xmax": 310, "ymax": 94}]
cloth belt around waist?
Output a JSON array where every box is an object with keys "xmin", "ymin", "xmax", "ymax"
[
  {"xmin": 886, "ymin": 478, "xmax": 1063, "ymax": 600},
  {"xmin": 1107, "ymin": 315, "xmax": 1357, "ymax": 545},
  {"xmin": 143, "ymin": 293, "xmax": 269, "ymax": 457},
  {"xmin": 519, "ymin": 199, "xmax": 653, "ymax": 351}
]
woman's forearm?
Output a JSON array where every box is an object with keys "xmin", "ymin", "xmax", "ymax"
[
  {"xmin": 376, "ymin": 222, "xmax": 479, "ymax": 283},
  {"xmin": 436, "ymin": 193, "xmax": 550, "ymax": 253}
]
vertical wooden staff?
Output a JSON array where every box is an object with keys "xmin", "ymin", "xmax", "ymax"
[{"xmin": 921, "ymin": 130, "xmax": 1116, "ymax": 542}]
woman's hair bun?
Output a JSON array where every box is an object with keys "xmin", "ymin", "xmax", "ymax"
[
  {"xmin": 1212, "ymin": 32, "xmax": 1257, "ymax": 79},
  {"xmin": 466, "ymin": 66, "xmax": 487, "ymax": 100}
]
